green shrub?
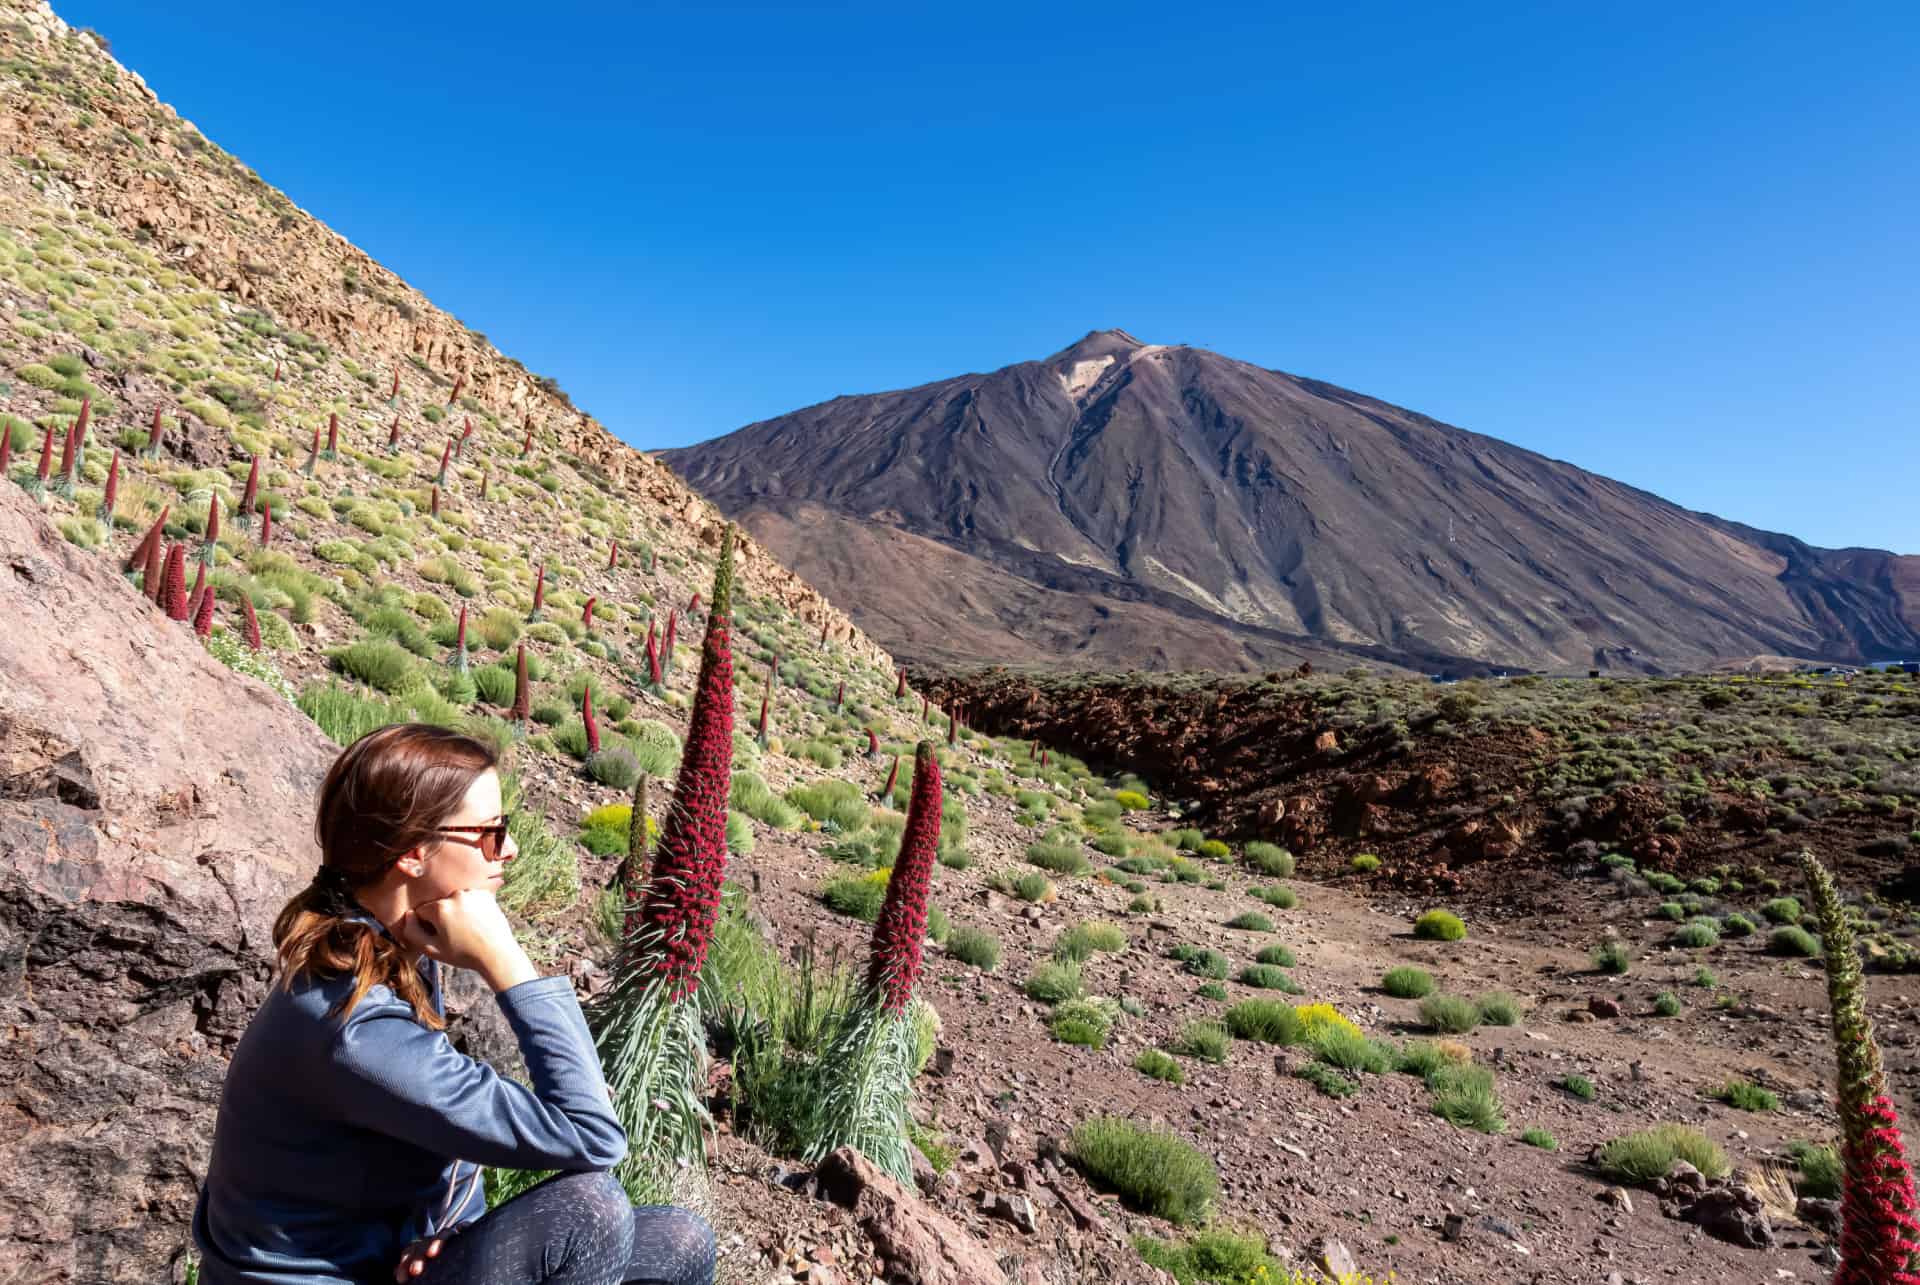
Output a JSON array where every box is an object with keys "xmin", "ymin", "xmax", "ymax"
[
  {"xmin": 1761, "ymin": 896, "xmax": 1803, "ymax": 925},
  {"xmin": 731, "ymin": 772, "xmax": 803, "ymax": 829},
  {"xmin": 1250, "ymin": 884, "xmax": 1298, "ymax": 909},
  {"xmin": 1720, "ymin": 913, "xmax": 1756, "ymax": 938},
  {"xmin": 1788, "ymin": 1140, "xmax": 1840, "ymax": 1199},
  {"xmin": 586, "ymin": 746, "xmax": 642, "ymax": 789},
  {"xmin": 1173, "ymin": 946, "xmax": 1229, "ymax": 980},
  {"xmin": 1419, "ymin": 994, "xmax": 1480, "ymax": 1034},
  {"xmin": 1069, "ymin": 1118, "xmax": 1218, "ymax": 1225},
  {"xmin": 1195, "ymin": 982, "xmax": 1228, "ymax": 1001},
  {"xmin": 1168, "ymin": 828, "xmax": 1206, "ymax": 853},
  {"xmin": 1770, "ymin": 925, "xmax": 1820, "ymax": 957},
  {"xmin": 625, "ymin": 721, "xmax": 682, "ymax": 776},
  {"xmin": 786, "ymin": 779, "xmax": 872, "ymax": 833},
  {"xmin": 1133, "ymin": 1050, "xmax": 1184, "ymax": 1084},
  {"xmin": 1025, "ymin": 960, "xmax": 1084, "ymax": 1005},
  {"xmin": 1225, "ymin": 911, "xmax": 1273, "ymax": 932},
  {"xmin": 1429, "ymin": 1064, "xmax": 1505, "ymax": 1133},
  {"xmin": 1027, "ymin": 841, "xmax": 1092, "ymax": 876},
  {"xmin": 1350, "ymin": 853, "xmax": 1381, "ymax": 873},
  {"xmin": 1307, "ymin": 1024, "xmax": 1393, "ymax": 1074},
  {"xmin": 1673, "ymin": 917, "xmax": 1720, "ymax": 948},
  {"xmin": 1597, "ymin": 1125, "xmax": 1728, "ymax": 1183},
  {"xmin": 1560, "ymin": 1075, "xmax": 1597, "ymax": 1102},
  {"xmin": 1174, "ymin": 1021, "xmax": 1231, "ymax": 1062},
  {"xmin": 331, "ymin": 639, "xmax": 416, "ymax": 693},
  {"xmin": 1593, "ymin": 940, "xmax": 1633, "ymax": 974},
  {"xmin": 725, "ymin": 811, "xmax": 755, "ymax": 856},
  {"xmin": 472, "ymin": 665, "xmax": 517, "ymax": 706},
  {"xmin": 1049, "ymin": 998, "xmax": 1113, "ymax": 1049},
  {"xmin": 1520, "ymin": 1127, "xmax": 1560, "ymax": 1151},
  {"xmin": 1414, "ymin": 909, "xmax": 1467, "ymax": 941},
  {"xmin": 1475, "ymin": 991, "xmax": 1522, "ymax": 1026},
  {"xmin": 1236, "ymin": 964, "xmax": 1300, "ymax": 992},
  {"xmin": 1653, "ymin": 991, "xmax": 1682, "ymax": 1017},
  {"xmin": 1011, "ymin": 872, "xmax": 1054, "ymax": 903},
  {"xmin": 1113, "ymin": 789, "xmax": 1150, "ymax": 811},
  {"xmin": 1295, "ymin": 1062, "xmax": 1358, "ymax": 1098},
  {"xmin": 1254, "ymin": 944, "xmax": 1296, "ymax": 967},
  {"xmin": 1243, "ymin": 842, "xmax": 1294, "ymax": 877},
  {"xmin": 1197, "ymin": 839, "xmax": 1231, "ymax": 861},
  {"xmin": 820, "ymin": 872, "xmax": 889, "ymax": 921},
  {"xmin": 1056, "ymin": 921, "xmax": 1127, "ymax": 960},
  {"xmin": 947, "ymin": 925, "xmax": 1000, "ymax": 970},
  {"xmin": 1657, "ymin": 901, "xmax": 1686, "ymax": 921},
  {"xmin": 1711, "ymin": 1079, "xmax": 1778, "ymax": 1112},
  {"xmin": 1382, "ymin": 966, "xmax": 1434, "ymax": 998},
  {"xmin": 1224, "ymin": 1000, "xmax": 1299, "ymax": 1044}
]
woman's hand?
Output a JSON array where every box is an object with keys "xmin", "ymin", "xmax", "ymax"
[
  {"xmin": 393, "ymin": 1236, "xmax": 443, "ymax": 1280},
  {"xmin": 393, "ymin": 888, "xmax": 537, "ymax": 991}
]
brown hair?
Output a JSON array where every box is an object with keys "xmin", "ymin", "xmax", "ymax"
[{"xmin": 273, "ymin": 723, "xmax": 499, "ymax": 1028}]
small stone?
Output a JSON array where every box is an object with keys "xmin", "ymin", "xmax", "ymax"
[{"xmin": 1589, "ymin": 996, "xmax": 1623, "ymax": 1019}]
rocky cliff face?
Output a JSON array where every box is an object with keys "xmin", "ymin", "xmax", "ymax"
[
  {"xmin": 669, "ymin": 329, "xmax": 1920, "ymax": 675},
  {"xmin": 0, "ymin": 483, "xmax": 337, "ymax": 1280}
]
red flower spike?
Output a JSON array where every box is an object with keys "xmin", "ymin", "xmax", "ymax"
[
  {"xmin": 56, "ymin": 418, "xmax": 78, "ymax": 478},
  {"xmin": 74, "ymin": 395, "xmax": 89, "ymax": 441},
  {"xmin": 644, "ymin": 621, "xmax": 662, "ymax": 689},
  {"xmin": 35, "ymin": 423, "xmax": 54, "ymax": 481},
  {"xmin": 479, "ymin": 472, "xmax": 489, "ymax": 500},
  {"xmin": 834, "ymin": 680, "xmax": 845, "ymax": 714},
  {"xmin": 241, "ymin": 594, "xmax": 262, "ymax": 651},
  {"xmin": 819, "ymin": 618, "xmax": 829, "ymax": 646},
  {"xmin": 688, "ymin": 591, "xmax": 701, "ymax": 615},
  {"xmin": 148, "ymin": 405, "xmax": 165, "ymax": 458},
  {"xmin": 511, "ymin": 645, "xmax": 531, "ymax": 722},
  {"xmin": 521, "ymin": 424, "xmax": 533, "ymax": 456},
  {"xmin": 388, "ymin": 415, "xmax": 402, "ymax": 451},
  {"xmin": 531, "ymin": 564, "xmax": 546, "ymax": 614},
  {"xmin": 435, "ymin": 439, "xmax": 451, "ymax": 485},
  {"xmin": 240, "ymin": 455, "xmax": 259, "ymax": 517},
  {"xmin": 866, "ymin": 742, "xmax": 943, "ymax": 1015},
  {"xmin": 1836, "ymin": 1095, "xmax": 1920, "ymax": 1284},
  {"xmin": 452, "ymin": 605, "xmax": 469, "ymax": 671},
  {"xmin": 583, "ymin": 596, "xmax": 597, "ymax": 632},
  {"xmin": 583, "ymin": 680, "xmax": 601, "ymax": 755},
  {"xmin": 866, "ymin": 727, "xmax": 879, "ymax": 757},
  {"xmin": 273, "ymin": 360, "xmax": 281, "ymax": 383},
  {"xmin": 125, "ymin": 506, "xmax": 168, "ymax": 575},
  {"xmin": 325, "ymin": 412, "xmax": 339, "ymax": 455},
  {"xmin": 0, "ymin": 422, "xmax": 11, "ymax": 475},
  {"xmin": 103, "ymin": 452, "xmax": 120, "ymax": 518},
  {"xmin": 193, "ymin": 582, "xmax": 215, "ymax": 637},
  {"xmin": 448, "ymin": 373, "xmax": 464, "ymax": 406},
  {"xmin": 920, "ymin": 695, "xmax": 929, "ymax": 723},
  {"xmin": 143, "ymin": 529, "xmax": 165, "ymax": 602},
  {"xmin": 608, "ymin": 538, "xmax": 619, "ymax": 570},
  {"xmin": 663, "ymin": 610, "xmax": 678, "ymax": 677},
  {"xmin": 259, "ymin": 498, "xmax": 272, "ymax": 546},
  {"xmin": 630, "ymin": 527, "xmax": 739, "ymax": 998},
  {"xmin": 947, "ymin": 711, "xmax": 956, "ymax": 746},
  {"xmin": 896, "ymin": 671, "xmax": 907, "ymax": 699},
  {"xmin": 756, "ymin": 687, "xmax": 770, "ymax": 745},
  {"xmin": 204, "ymin": 492, "xmax": 220, "ymax": 547},
  {"xmin": 390, "ymin": 368, "xmax": 400, "ymax": 400},
  {"xmin": 162, "ymin": 543, "xmax": 189, "ymax": 620},
  {"xmin": 430, "ymin": 485, "xmax": 440, "ymax": 516}
]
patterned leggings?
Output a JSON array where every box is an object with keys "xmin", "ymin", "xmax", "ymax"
[{"xmin": 422, "ymin": 1171, "xmax": 715, "ymax": 1285}]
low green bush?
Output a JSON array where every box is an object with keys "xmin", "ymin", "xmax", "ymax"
[
  {"xmin": 1243, "ymin": 842, "xmax": 1294, "ymax": 877},
  {"xmin": 1414, "ymin": 909, "xmax": 1467, "ymax": 942},
  {"xmin": 1133, "ymin": 1050, "xmax": 1184, "ymax": 1084},
  {"xmin": 1598, "ymin": 1125, "xmax": 1728, "ymax": 1183},
  {"xmin": 1382, "ymin": 966, "xmax": 1434, "ymax": 998},
  {"xmin": 947, "ymin": 926, "xmax": 1000, "ymax": 970},
  {"xmin": 1174, "ymin": 1021, "xmax": 1231, "ymax": 1063},
  {"xmin": 1420, "ymin": 994, "xmax": 1480, "ymax": 1034},
  {"xmin": 1069, "ymin": 1117, "xmax": 1218, "ymax": 1225},
  {"xmin": 1224, "ymin": 999, "xmax": 1299, "ymax": 1044}
]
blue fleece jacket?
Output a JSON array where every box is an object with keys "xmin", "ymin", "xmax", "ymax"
[{"xmin": 191, "ymin": 912, "xmax": 627, "ymax": 1284}]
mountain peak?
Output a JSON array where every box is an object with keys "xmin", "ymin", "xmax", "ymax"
[{"xmin": 1049, "ymin": 328, "xmax": 1144, "ymax": 364}]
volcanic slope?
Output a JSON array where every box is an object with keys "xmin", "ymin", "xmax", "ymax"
[{"xmin": 666, "ymin": 328, "xmax": 1920, "ymax": 676}]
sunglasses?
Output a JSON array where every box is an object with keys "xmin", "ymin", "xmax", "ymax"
[{"xmin": 431, "ymin": 814, "xmax": 513, "ymax": 862}]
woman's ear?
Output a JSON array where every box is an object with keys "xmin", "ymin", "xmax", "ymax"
[{"xmin": 395, "ymin": 844, "xmax": 428, "ymax": 879}]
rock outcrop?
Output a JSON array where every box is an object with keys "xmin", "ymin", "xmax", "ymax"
[{"xmin": 0, "ymin": 484, "xmax": 337, "ymax": 1281}]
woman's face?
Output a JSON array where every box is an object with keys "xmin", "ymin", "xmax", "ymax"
[{"xmin": 411, "ymin": 769, "xmax": 517, "ymax": 901}]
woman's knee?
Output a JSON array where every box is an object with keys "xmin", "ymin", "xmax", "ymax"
[
  {"xmin": 631, "ymin": 1205, "xmax": 715, "ymax": 1285},
  {"xmin": 548, "ymin": 1171, "xmax": 636, "ymax": 1240}
]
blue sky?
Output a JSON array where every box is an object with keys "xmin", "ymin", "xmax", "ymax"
[{"xmin": 61, "ymin": 2, "xmax": 1920, "ymax": 553}]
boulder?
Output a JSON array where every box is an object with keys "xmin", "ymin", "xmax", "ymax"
[
  {"xmin": 816, "ymin": 1147, "xmax": 1010, "ymax": 1285},
  {"xmin": 0, "ymin": 486, "xmax": 338, "ymax": 1280}
]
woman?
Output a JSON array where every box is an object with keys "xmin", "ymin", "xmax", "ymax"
[{"xmin": 191, "ymin": 723, "xmax": 716, "ymax": 1285}]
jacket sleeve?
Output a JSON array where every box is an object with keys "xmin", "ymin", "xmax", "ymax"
[{"xmin": 325, "ymin": 975, "xmax": 628, "ymax": 1173}]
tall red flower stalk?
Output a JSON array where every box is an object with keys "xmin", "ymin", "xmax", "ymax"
[
  {"xmin": 450, "ymin": 605, "xmax": 470, "ymax": 673},
  {"xmin": 429, "ymin": 485, "xmax": 440, "ymax": 517},
  {"xmin": 147, "ymin": 405, "xmax": 165, "ymax": 459},
  {"xmin": 388, "ymin": 415, "xmax": 402, "ymax": 454},
  {"xmin": 880, "ymin": 755, "xmax": 900, "ymax": 801},
  {"xmin": 583, "ymin": 681, "xmax": 602, "ymax": 755},
  {"xmin": 644, "ymin": 621, "xmax": 663, "ymax": 690},
  {"xmin": 510, "ymin": 645, "xmax": 531, "ymax": 722},
  {"xmin": 895, "ymin": 671, "xmax": 907, "ymax": 700},
  {"xmin": 258, "ymin": 497, "xmax": 273, "ymax": 546},
  {"xmin": 238, "ymin": 455, "xmax": 259, "ymax": 525},
  {"xmin": 521, "ymin": 422, "xmax": 533, "ymax": 456},
  {"xmin": 185, "ymin": 562, "xmax": 207, "ymax": 621},
  {"xmin": 161, "ymin": 543, "xmax": 189, "ymax": 620},
  {"xmin": 662, "ymin": 609, "xmax": 678, "ymax": 678},
  {"xmin": 302, "ymin": 424, "xmax": 320, "ymax": 476},
  {"xmin": 608, "ymin": 538, "xmax": 619, "ymax": 570},
  {"xmin": 528, "ymin": 563, "xmax": 546, "ymax": 621},
  {"xmin": 583, "ymin": 596, "xmax": 597, "ymax": 633},
  {"xmin": 448, "ymin": 372, "xmax": 464, "ymax": 405},
  {"xmin": 626, "ymin": 525, "xmax": 738, "ymax": 996},
  {"xmin": 1806, "ymin": 853, "xmax": 1920, "ymax": 1284},
  {"xmin": 26, "ymin": 423, "xmax": 53, "ymax": 499},
  {"xmin": 193, "ymin": 583, "xmax": 216, "ymax": 638},
  {"xmin": 866, "ymin": 727, "xmax": 879, "ymax": 757},
  {"xmin": 1041, "ymin": 749, "xmax": 1050, "ymax": 767},
  {"xmin": 273, "ymin": 360, "xmax": 282, "ymax": 383},
  {"xmin": 920, "ymin": 695, "xmax": 929, "ymax": 723},
  {"xmin": 0, "ymin": 422, "xmax": 12, "ymax": 475},
  {"xmin": 867, "ymin": 743, "xmax": 943, "ymax": 1014},
  {"xmin": 389, "ymin": 367, "xmax": 400, "ymax": 401},
  {"xmin": 143, "ymin": 535, "xmax": 165, "ymax": 604},
  {"xmin": 834, "ymin": 680, "xmax": 845, "ymax": 713},
  {"xmin": 241, "ymin": 595, "xmax": 262, "ymax": 651},
  {"xmin": 199, "ymin": 494, "xmax": 220, "ymax": 567},
  {"xmin": 54, "ymin": 415, "xmax": 79, "ymax": 497},
  {"xmin": 947, "ymin": 711, "xmax": 956, "ymax": 746},
  {"xmin": 324, "ymin": 412, "xmax": 339, "ymax": 459},
  {"xmin": 688, "ymin": 591, "xmax": 701, "ymax": 615},
  {"xmin": 102, "ymin": 451, "xmax": 120, "ymax": 520},
  {"xmin": 124, "ymin": 506, "xmax": 168, "ymax": 578},
  {"xmin": 479, "ymin": 472, "xmax": 490, "ymax": 500},
  {"xmin": 434, "ymin": 439, "xmax": 451, "ymax": 486},
  {"xmin": 456, "ymin": 416, "xmax": 473, "ymax": 460},
  {"xmin": 819, "ymin": 618, "xmax": 829, "ymax": 646}
]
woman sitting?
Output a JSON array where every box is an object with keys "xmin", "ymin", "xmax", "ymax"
[{"xmin": 191, "ymin": 723, "xmax": 716, "ymax": 1285}]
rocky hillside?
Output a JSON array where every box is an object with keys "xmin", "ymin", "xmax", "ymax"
[{"xmin": 667, "ymin": 329, "xmax": 1920, "ymax": 677}]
